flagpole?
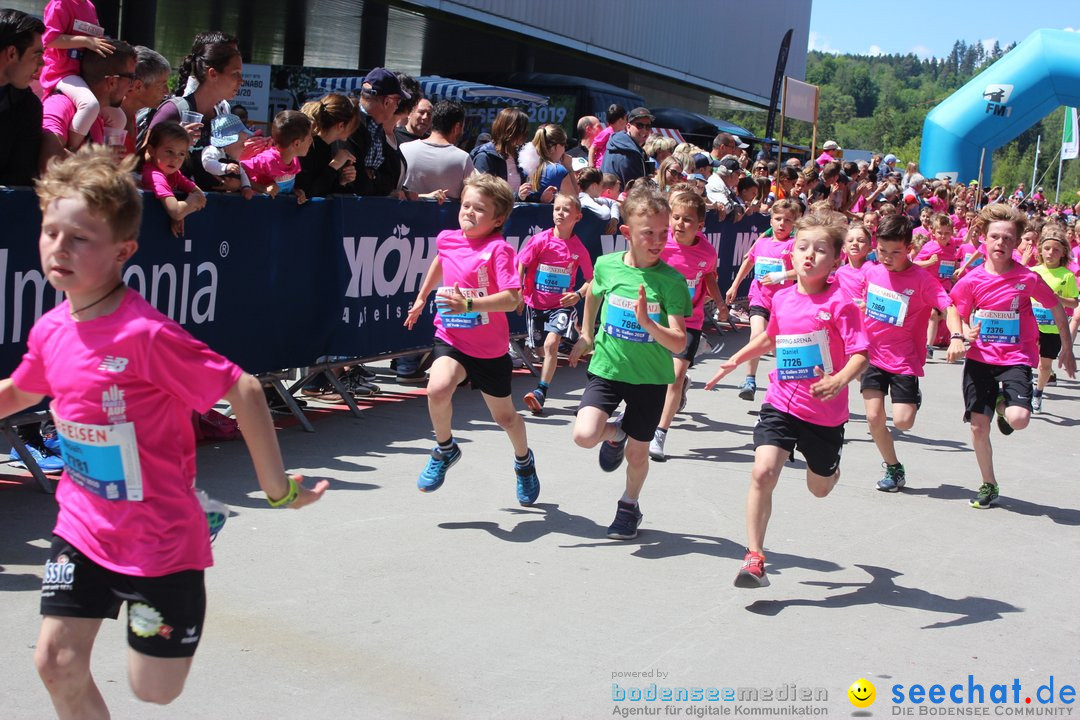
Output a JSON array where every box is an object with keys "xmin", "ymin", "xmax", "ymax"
[
  {"xmin": 1030, "ymin": 134, "xmax": 1040, "ymax": 197},
  {"xmin": 1056, "ymin": 147, "xmax": 1064, "ymax": 205}
]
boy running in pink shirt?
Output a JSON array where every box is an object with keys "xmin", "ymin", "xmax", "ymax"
[
  {"xmin": 947, "ymin": 205, "xmax": 1077, "ymax": 509},
  {"xmin": 724, "ymin": 198, "xmax": 801, "ymax": 401},
  {"xmin": 405, "ymin": 174, "xmax": 540, "ymax": 505},
  {"xmin": 859, "ymin": 215, "xmax": 963, "ymax": 492},
  {"xmin": 650, "ymin": 190, "xmax": 722, "ymax": 461},
  {"xmin": 5, "ymin": 147, "xmax": 326, "ymax": 719},
  {"xmin": 707, "ymin": 214, "xmax": 868, "ymax": 587},
  {"xmin": 834, "ymin": 223, "xmax": 872, "ymax": 302},
  {"xmin": 914, "ymin": 213, "xmax": 959, "ymax": 358},
  {"xmin": 517, "ymin": 193, "xmax": 593, "ymax": 415},
  {"xmin": 241, "ymin": 110, "xmax": 313, "ymax": 203}
]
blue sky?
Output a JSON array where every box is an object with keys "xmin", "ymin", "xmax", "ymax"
[{"xmin": 809, "ymin": 1, "xmax": 1080, "ymax": 59}]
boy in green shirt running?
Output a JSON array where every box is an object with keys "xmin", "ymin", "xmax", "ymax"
[{"xmin": 569, "ymin": 187, "xmax": 692, "ymax": 539}]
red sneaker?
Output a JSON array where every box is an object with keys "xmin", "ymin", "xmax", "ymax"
[{"xmin": 734, "ymin": 551, "xmax": 768, "ymax": 588}]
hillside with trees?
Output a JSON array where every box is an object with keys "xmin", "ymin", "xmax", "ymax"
[{"xmin": 713, "ymin": 41, "xmax": 1080, "ymax": 201}]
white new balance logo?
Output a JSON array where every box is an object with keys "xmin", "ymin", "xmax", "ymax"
[{"xmin": 98, "ymin": 356, "xmax": 129, "ymax": 373}]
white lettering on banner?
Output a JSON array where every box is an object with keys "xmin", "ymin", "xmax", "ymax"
[
  {"xmin": 0, "ymin": 249, "xmax": 65, "ymax": 344},
  {"xmin": 124, "ymin": 261, "xmax": 218, "ymax": 325},
  {"xmin": 343, "ymin": 234, "xmax": 439, "ymax": 298},
  {"xmin": 732, "ymin": 227, "xmax": 760, "ymax": 267}
]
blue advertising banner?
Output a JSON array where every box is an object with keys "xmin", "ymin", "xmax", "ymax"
[{"xmin": 0, "ymin": 189, "xmax": 766, "ymax": 377}]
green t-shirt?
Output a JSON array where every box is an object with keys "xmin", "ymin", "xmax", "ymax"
[
  {"xmin": 587, "ymin": 252, "xmax": 692, "ymax": 385},
  {"xmin": 1032, "ymin": 264, "xmax": 1078, "ymax": 334}
]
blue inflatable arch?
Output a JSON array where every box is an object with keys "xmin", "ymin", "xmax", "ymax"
[{"xmin": 920, "ymin": 29, "xmax": 1080, "ymax": 183}]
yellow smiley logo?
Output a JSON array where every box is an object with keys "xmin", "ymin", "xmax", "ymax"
[{"xmin": 848, "ymin": 678, "xmax": 876, "ymax": 708}]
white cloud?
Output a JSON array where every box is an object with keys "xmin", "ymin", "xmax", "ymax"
[
  {"xmin": 980, "ymin": 37, "xmax": 998, "ymax": 54},
  {"xmin": 867, "ymin": 44, "xmax": 884, "ymax": 56},
  {"xmin": 1064, "ymin": 26, "xmax": 1078, "ymax": 32},
  {"xmin": 808, "ymin": 31, "xmax": 840, "ymax": 54}
]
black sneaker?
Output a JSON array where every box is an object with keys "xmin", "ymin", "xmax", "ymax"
[
  {"xmin": 397, "ymin": 368, "xmax": 429, "ymax": 384},
  {"xmin": 994, "ymin": 394, "xmax": 1013, "ymax": 435},
  {"xmin": 970, "ymin": 482, "xmax": 999, "ymax": 509},
  {"xmin": 598, "ymin": 416, "xmax": 627, "ymax": 472},
  {"xmin": 606, "ymin": 501, "xmax": 642, "ymax": 539}
]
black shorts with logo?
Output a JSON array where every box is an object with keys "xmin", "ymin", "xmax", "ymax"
[
  {"xmin": 40, "ymin": 536, "xmax": 206, "ymax": 658},
  {"xmin": 962, "ymin": 358, "xmax": 1032, "ymax": 421},
  {"xmin": 860, "ymin": 363, "xmax": 922, "ymax": 407},
  {"xmin": 578, "ymin": 373, "xmax": 667, "ymax": 442},
  {"xmin": 526, "ymin": 305, "xmax": 578, "ymax": 348},
  {"xmin": 432, "ymin": 337, "xmax": 513, "ymax": 398},
  {"xmin": 753, "ymin": 403, "xmax": 845, "ymax": 477}
]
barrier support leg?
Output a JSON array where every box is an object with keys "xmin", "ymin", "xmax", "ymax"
[
  {"xmin": 510, "ymin": 338, "xmax": 541, "ymax": 379},
  {"xmin": 323, "ymin": 370, "xmax": 364, "ymax": 418},
  {"xmin": 0, "ymin": 421, "xmax": 54, "ymax": 493},
  {"xmin": 268, "ymin": 378, "xmax": 315, "ymax": 433}
]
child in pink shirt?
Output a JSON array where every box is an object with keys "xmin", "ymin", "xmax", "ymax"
[
  {"xmin": 859, "ymin": 214, "xmax": 960, "ymax": 492},
  {"xmin": 40, "ymin": 0, "xmax": 125, "ymax": 150},
  {"xmin": 240, "ymin": 110, "xmax": 313, "ymax": 203},
  {"xmin": 707, "ymin": 214, "xmax": 868, "ymax": 588},
  {"xmin": 517, "ymin": 194, "xmax": 593, "ymax": 415},
  {"xmin": 589, "ymin": 104, "xmax": 627, "ymax": 170},
  {"xmin": 650, "ymin": 190, "xmax": 722, "ymax": 461},
  {"xmin": 724, "ymin": 198, "xmax": 801, "ymax": 401},
  {"xmin": 913, "ymin": 213, "xmax": 959, "ymax": 355},
  {"xmin": 6, "ymin": 146, "xmax": 326, "ymax": 718},
  {"xmin": 138, "ymin": 122, "xmax": 206, "ymax": 238},
  {"xmin": 947, "ymin": 204, "xmax": 1077, "ymax": 509},
  {"xmin": 405, "ymin": 174, "xmax": 540, "ymax": 506},
  {"xmin": 834, "ymin": 223, "xmax": 872, "ymax": 302}
]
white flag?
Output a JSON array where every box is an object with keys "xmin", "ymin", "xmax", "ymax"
[{"xmin": 1063, "ymin": 107, "xmax": 1078, "ymax": 160}]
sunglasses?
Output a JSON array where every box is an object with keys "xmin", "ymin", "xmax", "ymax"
[
  {"xmin": 630, "ymin": 122, "xmax": 652, "ymax": 130},
  {"xmin": 111, "ymin": 72, "xmax": 136, "ymax": 80}
]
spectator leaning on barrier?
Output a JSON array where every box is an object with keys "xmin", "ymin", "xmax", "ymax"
[
  {"xmin": 395, "ymin": 95, "xmax": 431, "ymax": 145},
  {"xmin": 567, "ymin": 114, "xmax": 600, "ymax": 161},
  {"xmin": 600, "ymin": 106, "xmax": 652, "ymax": 187},
  {"xmin": 705, "ymin": 155, "xmax": 746, "ymax": 222},
  {"xmin": 41, "ymin": 39, "xmax": 135, "ymax": 166},
  {"xmin": 470, "ymin": 106, "xmax": 529, "ymax": 195},
  {"xmin": 0, "ymin": 9, "xmax": 45, "ymax": 186},
  {"xmin": 400, "ymin": 99, "xmax": 474, "ymax": 201},
  {"xmin": 124, "ymin": 45, "xmax": 169, "ymax": 154},
  {"xmin": 343, "ymin": 66, "xmax": 409, "ymax": 196},
  {"xmin": 296, "ymin": 92, "xmax": 358, "ymax": 198}
]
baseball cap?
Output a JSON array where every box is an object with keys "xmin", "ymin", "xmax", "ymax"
[
  {"xmin": 571, "ymin": 156, "xmax": 588, "ymax": 171},
  {"xmin": 823, "ymin": 140, "xmax": 841, "ymax": 151},
  {"xmin": 883, "ymin": 153, "xmax": 898, "ymax": 165},
  {"xmin": 716, "ymin": 156, "xmax": 741, "ymax": 177},
  {"xmin": 687, "ymin": 172, "xmax": 707, "ymax": 182},
  {"xmin": 362, "ymin": 67, "xmax": 411, "ymax": 99},
  {"xmin": 210, "ymin": 113, "xmax": 252, "ymax": 147},
  {"xmin": 693, "ymin": 152, "xmax": 721, "ymax": 169},
  {"xmin": 626, "ymin": 107, "xmax": 654, "ymax": 124},
  {"xmin": 731, "ymin": 135, "xmax": 749, "ymax": 149}
]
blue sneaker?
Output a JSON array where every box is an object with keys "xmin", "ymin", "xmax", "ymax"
[
  {"xmin": 514, "ymin": 450, "xmax": 540, "ymax": 506},
  {"xmin": 9, "ymin": 444, "xmax": 64, "ymax": 474},
  {"xmin": 598, "ymin": 416, "xmax": 627, "ymax": 473},
  {"xmin": 737, "ymin": 376, "xmax": 757, "ymax": 401},
  {"xmin": 418, "ymin": 444, "xmax": 461, "ymax": 492},
  {"xmin": 876, "ymin": 462, "xmax": 906, "ymax": 492},
  {"xmin": 606, "ymin": 501, "xmax": 643, "ymax": 540},
  {"xmin": 41, "ymin": 433, "xmax": 61, "ymax": 453}
]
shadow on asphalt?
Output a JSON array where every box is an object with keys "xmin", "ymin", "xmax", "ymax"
[
  {"xmin": 903, "ymin": 483, "xmax": 1080, "ymax": 525},
  {"xmin": 439, "ymin": 503, "xmax": 843, "ymax": 578},
  {"xmin": 745, "ymin": 564, "xmax": 1022, "ymax": 629}
]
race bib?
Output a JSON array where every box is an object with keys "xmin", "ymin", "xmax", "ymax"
[
  {"xmin": 776, "ymin": 330, "xmax": 833, "ymax": 381},
  {"xmin": 1031, "ymin": 300, "xmax": 1055, "ymax": 327},
  {"xmin": 604, "ymin": 294, "xmax": 661, "ymax": 343},
  {"xmin": 71, "ymin": 20, "xmax": 104, "ymax": 36},
  {"xmin": 937, "ymin": 261, "xmax": 955, "ymax": 280},
  {"xmin": 687, "ymin": 277, "xmax": 699, "ymax": 300},
  {"xmin": 974, "ymin": 310, "xmax": 1020, "ymax": 345},
  {"xmin": 436, "ymin": 286, "xmax": 489, "ymax": 328},
  {"xmin": 964, "ymin": 252, "xmax": 984, "ymax": 268},
  {"xmin": 535, "ymin": 263, "xmax": 571, "ymax": 293},
  {"xmin": 865, "ymin": 283, "xmax": 909, "ymax": 327},
  {"xmin": 754, "ymin": 257, "xmax": 784, "ymax": 281},
  {"xmin": 53, "ymin": 418, "xmax": 143, "ymax": 501},
  {"xmin": 275, "ymin": 174, "xmax": 296, "ymax": 194}
]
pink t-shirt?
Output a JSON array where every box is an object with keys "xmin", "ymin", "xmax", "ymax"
[
  {"xmin": 42, "ymin": 92, "xmax": 103, "ymax": 146},
  {"xmin": 141, "ymin": 165, "xmax": 198, "ymax": 199},
  {"xmin": 41, "ymin": 0, "xmax": 102, "ymax": 93},
  {"xmin": 517, "ymin": 229, "xmax": 593, "ymax": 311},
  {"xmin": 957, "ymin": 242, "xmax": 984, "ymax": 277},
  {"xmin": 241, "ymin": 147, "xmax": 301, "ymax": 193},
  {"xmin": 833, "ymin": 263, "xmax": 868, "ymax": 303},
  {"xmin": 950, "ymin": 264, "xmax": 1060, "ymax": 367},
  {"xmin": 433, "ymin": 229, "xmax": 521, "ymax": 359},
  {"xmin": 764, "ymin": 282, "xmax": 869, "ymax": 427},
  {"xmin": 913, "ymin": 226, "xmax": 931, "ymax": 240},
  {"xmin": 861, "ymin": 262, "xmax": 952, "ymax": 376},
  {"xmin": 746, "ymin": 236, "xmax": 794, "ymax": 310},
  {"xmin": 915, "ymin": 239, "xmax": 959, "ymax": 288},
  {"xmin": 660, "ymin": 230, "xmax": 719, "ymax": 330},
  {"xmin": 591, "ymin": 126, "xmax": 615, "ymax": 169},
  {"xmin": 11, "ymin": 290, "xmax": 243, "ymax": 576}
]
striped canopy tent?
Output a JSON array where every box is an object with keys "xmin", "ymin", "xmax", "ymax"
[
  {"xmin": 653, "ymin": 128, "xmax": 686, "ymax": 145},
  {"xmin": 314, "ymin": 75, "xmax": 548, "ymax": 108}
]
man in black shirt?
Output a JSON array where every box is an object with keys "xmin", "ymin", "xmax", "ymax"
[
  {"xmin": 394, "ymin": 96, "xmax": 431, "ymax": 146},
  {"xmin": 0, "ymin": 9, "xmax": 45, "ymax": 185}
]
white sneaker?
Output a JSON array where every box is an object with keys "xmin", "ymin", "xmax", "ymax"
[{"xmin": 649, "ymin": 429, "xmax": 667, "ymax": 462}]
